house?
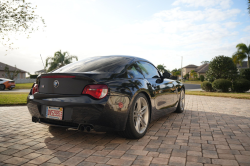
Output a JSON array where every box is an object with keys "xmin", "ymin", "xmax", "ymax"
[
  {"xmin": 35, "ymin": 69, "xmax": 46, "ymax": 75},
  {"xmin": 194, "ymin": 63, "xmax": 209, "ymax": 77},
  {"xmin": 182, "ymin": 63, "xmax": 209, "ymax": 78},
  {"xmin": 237, "ymin": 61, "xmax": 248, "ymax": 70},
  {"xmin": 182, "ymin": 64, "xmax": 198, "ymax": 76},
  {"xmin": 0, "ymin": 62, "xmax": 27, "ymax": 79}
]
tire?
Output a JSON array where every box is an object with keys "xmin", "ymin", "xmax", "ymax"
[
  {"xmin": 175, "ymin": 88, "xmax": 185, "ymax": 113},
  {"xmin": 0, "ymin": 84, "xmax": 5, "ymax": 91},
  {"xmin": 8, "ymin": 88, "xmax": 13, "ymax": 90},
  {"xmin": 119, "ymin": 93, "xmax": 150, "ymax": 139}
]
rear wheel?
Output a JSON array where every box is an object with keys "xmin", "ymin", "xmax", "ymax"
[
  {"xmin": 8, "ymin": 88, "xmax": 13, "ymax": 90},
  {"xmin": 119, "ymin": 93, "xmax": 150, "ymax": 139},
  {"xmin": 175, "ymin": 89, "xmax": 185, "ymax": 113},
  {"xmin": 0, "ymin": 85, "xmax": 5, "ymax": 91}
]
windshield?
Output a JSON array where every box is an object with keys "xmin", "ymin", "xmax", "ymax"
[{"xmin": 53, "ymin": 56, "xmax": 133, "ymax": 73}]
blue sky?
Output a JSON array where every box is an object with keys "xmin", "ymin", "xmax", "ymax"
[{"xmin": 1, "ymin": 0, "xmax": 250, "ymax": 73}]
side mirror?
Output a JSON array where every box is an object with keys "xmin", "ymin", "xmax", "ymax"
[{"xmin": 163, "ymin": 72, "xmax": 171, "ymax": 78}]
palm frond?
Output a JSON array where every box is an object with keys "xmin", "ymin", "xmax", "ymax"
[{"xmin": 236, "ymin": 43, "xmax": 249, "ymax": 53}]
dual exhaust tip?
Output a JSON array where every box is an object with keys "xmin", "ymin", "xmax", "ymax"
[
  {"xmin": 78, "ymin": 124, "xmax": 93, "ymax": 132},
  {"xmin": 32, "ymin": 117, "xmax": 93, "ymax": 132}
]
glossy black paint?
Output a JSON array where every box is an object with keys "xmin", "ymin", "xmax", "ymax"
[{"xmin": 27, "ymin": 55, "xmax": 185, "ymax": 131}]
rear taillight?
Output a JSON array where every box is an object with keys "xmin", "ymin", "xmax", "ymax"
[
  {"xmin": 32, "ymin": 84, "xmax": 39, "ymax": 95},
  {"xmin": 82, "ymin": 85, "xmax": 108, "ymax": 99}
]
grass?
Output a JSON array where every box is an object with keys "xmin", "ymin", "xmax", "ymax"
[
  {"xmin": 0, "ymin": 93, "xmax": 28, "ymax": 105},
  {"xmin": 181, "ymin": 80, "xmax": 202, "ymax": 85},
  {"xmin": 186, "ymin": 91, "xmax": 250, "ymax": 99},
  {"xmin": 15, "ymin": 83, "xmax": 33, "ymax": 89}
]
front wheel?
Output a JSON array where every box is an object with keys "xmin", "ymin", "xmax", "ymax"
[
  {"xmin": 175, "ymin": 89, "xmax": 185, "ymax": 113},
  {"xmin": 119, "ymin": 93, "xmax": 150, "ymax": 139},
  {"xmin": 0, "ymin": 84, "xmax": 5, "ymax": 91}
]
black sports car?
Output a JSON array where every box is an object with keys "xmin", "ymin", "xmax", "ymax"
[{"xmin": 27, "ymin": 55, "xmax": 185, "ymax": 139}]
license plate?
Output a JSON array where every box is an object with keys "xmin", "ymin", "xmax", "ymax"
[
  {"xmin": 46, "ymin": 106, "xmax": 63, "ymax": 120},
  {"xmin": 11, "ymin": 85, "xmax": 15, "ymax": 88}
]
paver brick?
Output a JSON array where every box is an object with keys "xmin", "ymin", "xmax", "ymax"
[
  {"xmin": 107, "ymin": 158, "xmax": 133, "ymax": 166},
  {"xmin": 1, "ymin": 96, "xmax": 250, "ymax": 166}
]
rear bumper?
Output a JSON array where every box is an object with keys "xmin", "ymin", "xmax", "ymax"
[{"xmin": 27, "ymin": 94, "xmax": 130, "ymax": 131}]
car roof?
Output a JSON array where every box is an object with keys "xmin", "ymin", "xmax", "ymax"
[{"xmin": 103, "ymin": 55, "xmax": 150, "ymax": 63}]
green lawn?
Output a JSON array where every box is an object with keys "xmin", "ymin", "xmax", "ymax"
[
  {"xmin": 0, "ymin": 93, "xmax": 28, "ymax": 105},
  {"xmin": 186, "ymin": 91, "xmax": 250, "ymax": 99},
  {"xmin": 15, "ymin": 83, "xmax": 34, "ymax": 89},
  {"xmin": 181, "ymin": 80, "xmax": 202, "ymax": 85}
]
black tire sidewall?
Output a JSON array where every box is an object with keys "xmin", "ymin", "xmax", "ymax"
[
  {"xmin": 127, "ymin": 93, "xmax": 150, "ymax": 138},
  {"xmin": 0, "ymin": 85, "xmax": 5, "ymax": 90}
]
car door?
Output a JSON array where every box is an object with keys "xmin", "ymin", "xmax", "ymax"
[{"xmin": 137, "ymin": 61, "xmax": 174, "ymax": 110}]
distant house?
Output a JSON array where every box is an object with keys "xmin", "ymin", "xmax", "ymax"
[
  {"xmin": 35, "ymin": 69, "xmax": 46, "ymax": 75},
  {"xmin": 194, "ymin": 63, "xmax": 209, "ymax": 77},
  {"xmin": 0, "ymin": 62, "xmax": 27, "ymax": 79},
  {"xmin": 182, "ymin": 64, "xmax": 198, "ymax": 76},
  {"xmin": 237, "ymin": 61, "xmax": 248, "ymax": 70},
  {"xmin": 182, "ymin": 63, "xmax": 209, "ymax": 78}
]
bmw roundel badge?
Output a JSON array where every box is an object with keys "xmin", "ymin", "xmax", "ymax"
[{"xmin": 54, "ymin": 80, "xmax": 59, "ymax": 88}]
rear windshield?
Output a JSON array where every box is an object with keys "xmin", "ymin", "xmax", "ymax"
[{"xmin": 53, "ymin": 56, "xmax": 133, "ymax": 73}]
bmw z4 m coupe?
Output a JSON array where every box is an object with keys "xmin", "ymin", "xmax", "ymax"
[{"xmin": 27, "ymin": 55, "xmax": 185, "ymax": 139}]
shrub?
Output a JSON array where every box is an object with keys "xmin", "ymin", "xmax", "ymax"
[
  {"xmin": 232, "ymin": 79, "xmax": 250, "ymax": 92},
  {"xmin": 201, "ymin": 81, "xmax": 213, "ymax": 92},
  {"xmin": 212, "ymin": 79, "xmax": 232, "ymax": 92},
  {"xmin": 206, "ymin": 55, "xmax": 238, "ymax": 82},
  {"xmin": 242, "ymin": 68, "xmax": 250, "ymax": 81},
  {"xmin": 30, "ymin": 75, "xmax": 38, "ymax": 79},
  {"xmin": 200, "ymin": 75, "xmax": 205, "ymax": 82}
]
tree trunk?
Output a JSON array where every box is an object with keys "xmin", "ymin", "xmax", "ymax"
[{"xmin": 248, "ymin": 55, "xmax": 250, "ymax": 68}]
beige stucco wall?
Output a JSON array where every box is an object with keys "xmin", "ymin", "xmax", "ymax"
[
  {"xmin": 182, "ymin": 67, "xmax": 197, "ymax": 76},
  {"xmin": 198, "ymin": 73, "xmax": 206, "ymax": 77}
]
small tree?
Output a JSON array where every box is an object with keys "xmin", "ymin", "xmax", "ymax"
[
  {"xmin": 1, "ymin": 0, "xmax": 45, "ymax": 50},
  {"xmin": 201, "ymin": 61, "xmax": 209, "ymax": 64},
  {"xmin": 157, "ymin": 64, "xmax": 167, "ymax": 73},
  {"xmin": 206, "ymin": 55, "xmax": 238, "ymax": 82},
  {"xmin": 190, "ymin": 70, "xmax": 197, "ymax": 80},
  {"xmin": 171, "ymin": 68, "xmax": 181, "ymax": 76},
  {"xmin": 1, "ymin": 65, "xmax": 20, "ymax": 80}
]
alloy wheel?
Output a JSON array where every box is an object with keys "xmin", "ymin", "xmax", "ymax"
[{"xmin": 133, "ymin": 97, "xmax": 149, "ymax": 134}]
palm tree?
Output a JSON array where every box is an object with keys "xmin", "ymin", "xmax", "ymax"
[
  {"xmin": 232, "ymin": 43, "xmax": 250, "ymax": 68},
  {"xmin": 248, "ymin": 0, "xmax": 250, "ymax": 14},
  {"xmin": 190, "ymin": 70, "xmax": 197, "ymax": 79},
  {"xmin": 46, "ymin": 50, "xmax": 78, "ymax": 72}
]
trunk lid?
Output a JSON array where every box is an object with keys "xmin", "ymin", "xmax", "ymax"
[{"xmin": 38, "ymin": 73, "xmax": 99, "ymax": 95}]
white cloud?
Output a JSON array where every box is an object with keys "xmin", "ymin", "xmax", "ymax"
[
  {"xmin": 244, "ymin": 25, "xmax": 250, "ymax": 32},
  {"xmin": 154, "ymin": 7, "xmax": 240, "ymax": 22},
  {"xmin": 172, "ymin": 0, "xmax": 233, "ymax": 9},
  {"xmin": 0, "ymin": 0, "xmax": 247, "ymax": 73}
]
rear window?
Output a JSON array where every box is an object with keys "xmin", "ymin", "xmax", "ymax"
[{"xmin": 53, "ymin": 56, "xmax": 133, "ymax": 73}]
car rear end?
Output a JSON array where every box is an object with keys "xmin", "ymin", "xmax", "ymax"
[
  {"xmin": 27, "ymin": 56, "xmax": 134, "ymax": 132},
  {"xmin": 0, "ymin": 79, "xmax": 15, "ymax": 90},
  {"xmin": 5, "ymin": 80, "xmax": 15, "ymax": 89}
]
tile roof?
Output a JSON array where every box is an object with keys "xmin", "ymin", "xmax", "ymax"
[
  {"xmin": 195, "ymin": 63, "xmax": 209, "ymax": 73},
  {"xmin": 0, "ymin": 62, "xmax": 27, "ymax": 73},
  {"xmin": 183, "ymin": 64, "xmax": 198, "ymax": 68}
]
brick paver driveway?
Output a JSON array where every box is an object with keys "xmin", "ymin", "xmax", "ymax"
[{"xmin": 0, "ymin": 95, "xmax": 250, "ymax": 166}]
